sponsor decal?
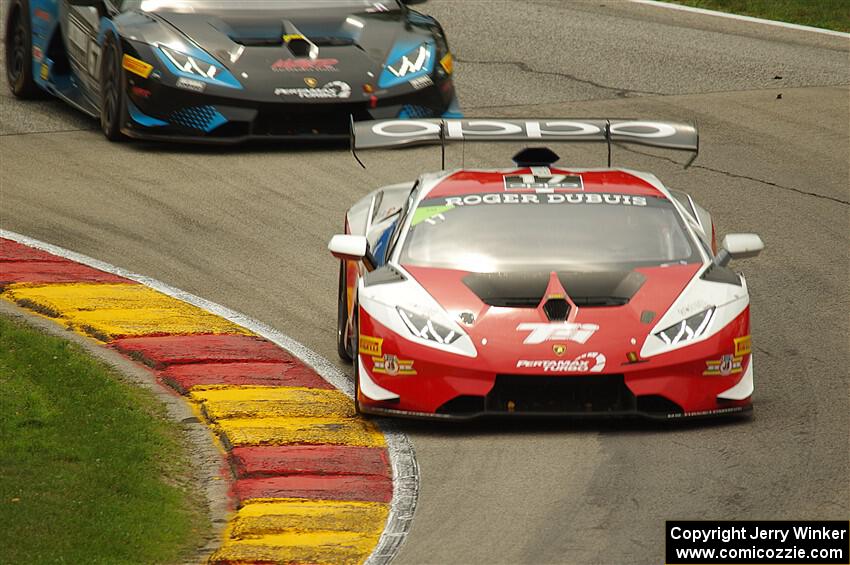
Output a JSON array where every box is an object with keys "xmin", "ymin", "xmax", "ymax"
[
  {"xmin": 274, "ymin": 81, "xmax": 351, "ymax": 99},
  {"xmin": 677, "ymin": 300, "xmax": 712, "ymax": 318},
  {"xmin": 40, "ymin": 63, "xmax": 49, "ymax": 80},
  {"xmin": 517, "ymin": 322, "xmax": 599, "ymax": 345},
  {"xmin": 734, "ymin": 335, "xmax": 752, "ymax": 356},
  {"xmin": 32, "ymin": 46, "xmax": 43, "ymax": 61},
  {"xmin": 271, "ymin": 58, "xmax": 339, "ymax": 72},
  {"xmin": 34, "ymin": 8, "xmax": 51, "ymax": 21},
  {"xmin": 359, "ymin": 335, "xmax": 383, "ymax": 357},
  {"xmin": 516, "ymin": 352, "xmax": 606, "ymax": 373},
  {"xmin": 283, "ymin": 33, "xmax": 306, "ymax": 43},
  {"xmin": 370, "ymin": 119, "xmax": 682, "ymax": 142},
  {"xmin": 409, "ymin": 75, "xmax": 434, "ymax": 90},
  {"xmin": 372, "ymin": 354, "xmax": 416, "ymax": 376},
  {"xmin": 304, "ymin": 77, "xmax": 318, "ymax": 87},
  {"xmin": 176, "ymin": 77, "xmax": 205, "ymax": 92},
  {"xmin": 553, "ymin": 344, "xmax": 567, "ymax": 356},
  {"xmin": 443, "ymin": 192, "xmax": 647, "ymax": 208},
  {"xmin": 122, "ymin": 55, "xmax": 153, "ymax": 79},
  {"xmin": 504, "ymin": 174, "xmax": 583, "ymax": 191},
  {"xmin": 669, "ymin": 406, "xmax": 746, "ymax": 418},
  {"xmin": 387, "ymin": 44, "xmax": 431, "ymax": 78},
  {"xmin": 703, "ymin": 354, "xmax": 743, "ymax": 376}
]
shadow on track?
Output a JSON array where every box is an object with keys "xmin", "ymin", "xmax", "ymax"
[
  {"xmin": 126, "ymin": 137, "xmax": 350, "ymax": 156},
  {"xmin": 376, "ymin": 410, "xmax": 753, "ymax": 439}
]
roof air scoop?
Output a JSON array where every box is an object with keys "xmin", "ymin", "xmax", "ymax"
[
  {"xmin": 512, "ymin": 147, "xmax": 560, "ymax": 167},
  {"xmin": 282, "ymin": 20, "xmax": 318, "ymax": 59},
  {"xmin": 539, "ymin": 271, "xmax": 578, "ymax": 322}
]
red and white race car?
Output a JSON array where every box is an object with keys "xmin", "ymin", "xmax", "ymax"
[{"xmin": 330, "ymin": 118, "xmax": 764, "ymax": 419}]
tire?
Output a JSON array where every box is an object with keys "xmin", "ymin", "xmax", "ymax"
[
  {"xmin": 5, "ymin": 0, "xmax": 42, "ymax": 98},
  {"xmin": 99, "ymin": 35, "xmax": 126, "ymax": 141},
  {"xmin": 336, "ymin": 261, "xmax": 353, "ymax": 361},
  {"xmin": 351, "ymin": 302, "xmax": 362, "ymax": 415}
]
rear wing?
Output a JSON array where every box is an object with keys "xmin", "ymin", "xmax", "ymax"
[{"xmin": 350, "ymin": 118, "xmax": 699, "ymax": 168}]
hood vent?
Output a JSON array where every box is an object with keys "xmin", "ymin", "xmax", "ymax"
[
  {"xmin": 230, "ymin": 35, "xmax": 282, "ymax": 47},
  {"xmin": 542, "ymin": 296, "xmax": 570, "ymax": 321},
  {"xmin": 462, "ymin": 271, "xmax": 646, "ymax": 308},
  {"xmin": 228, "ymin": 34, "xmax": 354, "ymax": 48},
  {"xmin": 308, "ymin": 36, "xmax": 356, "ymax": 47},
  {"xmin": 286, "ymin": 35, "xmax": 314, "ymax": 57}
]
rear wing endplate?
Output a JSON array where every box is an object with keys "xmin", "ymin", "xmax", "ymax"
[{"xmin": 350, "ymin": 117, "xmax": 699, "ymax": 169}]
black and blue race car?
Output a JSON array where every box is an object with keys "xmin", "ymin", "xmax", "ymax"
[{"xmin": 4, "ymin": 0, "xmax": 461, "ymax": 142}]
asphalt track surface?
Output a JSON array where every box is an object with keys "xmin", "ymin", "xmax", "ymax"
[{"xmin": 2, "ymin": 2, "xmax": 849, "ymax": 564}]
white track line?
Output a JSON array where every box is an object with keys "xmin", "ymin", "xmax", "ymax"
[
  {"xmin": 630, "ymin": 0, "xmax": 850, "ymax": 38},
  {"xmin": 0, "ymin": 228, "xmax": 418, "ymax": 565}
]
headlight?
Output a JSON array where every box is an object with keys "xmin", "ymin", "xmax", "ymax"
[
  {"xmin": 160, "ymin": 45, "xmax": 219, "ymax": 79},
  {"xmin": 656, "ymin": 307, "xmax": 715, "ymax": 346},
  {"xmin": 397, "ymin": 306, "xmax": 461, "ymax": 344},
  {"xmin": 379, "ymin": 43, "xmax": 434, "ymax": 88},
  {"xmin": 387, "ymin": 43, "xmax": 432, "ymax": 78}
]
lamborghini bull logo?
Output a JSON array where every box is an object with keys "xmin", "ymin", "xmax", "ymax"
[{"xmin": 517, "ymin": 322, "xmax": 599, "ymax": 345}]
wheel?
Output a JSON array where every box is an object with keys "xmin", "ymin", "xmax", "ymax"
[
  {"xmin": 99, "ymin": 35, "xmax": 126, "ymax": 141},
  {"xmin": 336, "ymin": 261, "xmax": 353, "ymax": 361},
  {"xmin": 5, "ymin": 0, "xmax": 42, "ymax": 98}
]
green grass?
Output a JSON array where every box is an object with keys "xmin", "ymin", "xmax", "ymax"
[
  {"xmin": 0, "ymin": 315, "xmax": 207, "ymax": 564},
  {"xmin": 670, "ymin": 0, "xmax": 850, "ymax": 32}
]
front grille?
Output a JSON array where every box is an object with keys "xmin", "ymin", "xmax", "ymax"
[
  {"xmin": 435, "ymin": 376, "xmax": 687, "ymax": 417},
  {"xmin": 169, "ymin": 105, "xmax": 226, "ymax": 132},
  {"xmin": 252, "ymin": 104, "xmax": 372, "ymax": 136},
  {"xmin": 487, "ymin": 374, "xmax": 635, "ymax": 414}
]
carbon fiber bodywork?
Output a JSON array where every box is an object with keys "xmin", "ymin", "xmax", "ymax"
[{"xmin": 9, "ymin": 0, "xmax": 460, "ymax": 142}]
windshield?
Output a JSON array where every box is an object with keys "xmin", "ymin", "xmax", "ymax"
[
  {"xmin": 400, "ymin": 192, "xmax": 701, "ymax": 272},
  {"xmin": 133, "ymin": 0, "xmax": 399, "ymax": 12}
]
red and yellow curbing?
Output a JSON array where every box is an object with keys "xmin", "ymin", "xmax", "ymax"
[{"xmin": 0, "ymin": 238, "xmax": 394, "ymax": 564}]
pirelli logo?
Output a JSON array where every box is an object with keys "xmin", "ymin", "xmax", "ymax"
[
  {"xmin": 359, "ymin": 335, "xmax": 383, "ymax": 357},
  {"xmin": 122, "ymin": 54, "xmax": 153, "ymax": 79},
  {"xmin": 734, "ymin": 335, "xmax": 752, "ymax": 356}
]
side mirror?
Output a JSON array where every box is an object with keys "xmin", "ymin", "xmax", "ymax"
[
  {"xmin": 328, "ymin": 234, "xmax": 377, "ymax": 271},
  {"xmin": 329, "ymin": 234, "xmax": 367, "ymax": 261},
  {"xmin": 715, "ymin": 233, "xmax": 764, "ymax": 267}
]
